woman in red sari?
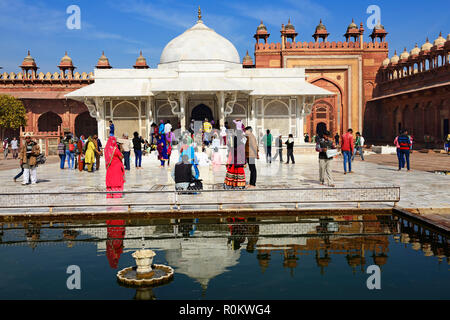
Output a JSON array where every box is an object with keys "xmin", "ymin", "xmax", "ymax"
[
  {"xmin": 77, "ymin": 135, "xmax": 85, "ymax": 172},
  {"xmin": 105, "ymin": 136, "xmax": 125, "ymax": 198},
  {"xmin": 224, "ymin": 133, "xmax": 246, "ymax": 189}
]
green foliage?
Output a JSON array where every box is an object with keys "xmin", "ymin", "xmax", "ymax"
[{"xmin": 0, "ymin": 95, "xmax": 27, "ymax": 131}]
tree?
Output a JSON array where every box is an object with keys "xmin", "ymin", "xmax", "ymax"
[{"xmin": 0, "ymin": 94, "xmax": 27, "ymax": 140}]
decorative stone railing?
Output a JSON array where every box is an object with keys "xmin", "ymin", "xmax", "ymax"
[
  {"xmin": 0, "ymin": 186, "xmax": 401, "ymax": 214},
  {"xmin": 0, "ymin": 71, "xmax": 95, "ymax": 81}
]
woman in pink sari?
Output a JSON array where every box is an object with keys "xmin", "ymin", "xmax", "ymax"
[{"xmin": 105, "ymin": 136, "xmax": 125, "ymax": 198}]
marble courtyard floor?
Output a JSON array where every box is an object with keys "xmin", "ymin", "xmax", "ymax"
[{"xmin": 0, "ymin": 151, "xmax": 448, "ymax": 228}]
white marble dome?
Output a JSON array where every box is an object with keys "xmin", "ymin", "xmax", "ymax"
[{"xmin": 159, "ymin": 20, "xmax": 241, "ymax": 69}]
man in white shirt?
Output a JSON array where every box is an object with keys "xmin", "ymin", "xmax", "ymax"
[
  {"xmin": 11, "ymin": 137, "xmax": 19, "ymax": 159},
  {"xmin": 352, "ymin": 132, "xmax": 365, "ymax": 161},
  {"xmin": 117, "ymin": 133, "xmax": 133, "ymax": 170},
  {"xmin": 164, "ymin": 120, "xmax": 172, "ymax": 138},
  {"xmin": 195, "ymin": 147, "xmax": 211, "ymax": 184}
]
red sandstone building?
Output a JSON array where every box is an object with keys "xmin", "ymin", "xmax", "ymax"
[{"xmin": 0, "ymin": 18, "xmax": 449, "ymax": 154}]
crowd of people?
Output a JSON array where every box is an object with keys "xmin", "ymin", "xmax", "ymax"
[
  {"xmin": 4, "ymin": 115, "xmax": 449, "ymax": 192},
  {"xmin": 57, "ymin": 134, "xmax": 102, "ymax": 172}
]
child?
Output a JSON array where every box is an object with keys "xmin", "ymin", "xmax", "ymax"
[
  {"xmin": 167, "ymin": 143, "xmax": 172, "ymax": 167},
  {"xmin": 285, "ymin": 134, "xmax": 295, "ymax": 164},
  {"xmin": 157, "ymin": 140, "xmax": 167, "ymax": 168}
]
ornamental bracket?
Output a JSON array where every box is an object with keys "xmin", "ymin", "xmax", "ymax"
[
  {"xmin": 84, "ymin": 98, "xmax": 98, "ymax": 119},
  {"xmin": 224, "ymin": 92, "xmax": 238, "ymax": 117},
  {"xmin": 167, "ymin": 93, "xmax": 182, "ymax": 117}
]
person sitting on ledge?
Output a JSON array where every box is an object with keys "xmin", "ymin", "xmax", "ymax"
[{"xmin": 172, "ymin": 154, "xmax": 196, "ymax": 191}]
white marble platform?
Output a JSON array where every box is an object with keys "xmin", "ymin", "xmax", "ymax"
[{"xmin": 0, "ymin": 151, "xmax": 449, "ymax": 215}]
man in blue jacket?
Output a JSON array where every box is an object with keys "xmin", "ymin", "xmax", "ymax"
[{"xmin": 397, "ymin": 129, "xmax": 412, "ymax": 171}]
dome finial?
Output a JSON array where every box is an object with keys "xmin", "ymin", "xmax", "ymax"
[{"xmin": 198, "ymin": 6, "xmax": 202, "ymax": 22}]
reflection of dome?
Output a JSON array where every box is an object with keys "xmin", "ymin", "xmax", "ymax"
[
  {"xmin": 346, "ymin": 255, "xmax": 365, "ymax": 267},
  {"xmin": 159, "ymin": 19, "xmax": 240, "ymax": 69},
  {"xmin": 165, "ymin": 238, "xmax": 241, "ymax": 290},
  {"xmin": 373, "ymin": 254, "xmax": 388, "ymax": 266},
  {"xmin": 257, "ymin": 253, "xmax": 270, "ymax": 274}
]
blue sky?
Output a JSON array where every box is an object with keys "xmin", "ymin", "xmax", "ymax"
[{"xmin": 0, "ymin": 0, "xmax": 449, "ymax": 73}]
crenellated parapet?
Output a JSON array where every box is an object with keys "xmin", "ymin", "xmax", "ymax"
[
  {"xmin": 0, "ymin": 71, "xmax": 94, "ymax": 82},
  {"xmin": 0, "ymin": 50, "xmax": 151, "ymax": 83},
  {"xmin": 256, "ymin": 41, "xmax": 388, "ymax": 51}
]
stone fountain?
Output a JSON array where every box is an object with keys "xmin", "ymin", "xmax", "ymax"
[{"xmin": 117, "ymin": 249, "xmax": 174, "ymax": 287}]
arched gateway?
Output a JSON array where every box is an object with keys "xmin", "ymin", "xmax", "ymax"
[{"xmin": 66, "ymin": 9, "xmax": 332, "ymax": 145}]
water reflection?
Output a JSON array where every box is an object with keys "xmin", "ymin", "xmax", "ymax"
[
  {"xmin": 106, "ymin": 220, "xmax": 126, "ymax": 269},
  {"xmin": 0, "ymin": 214, "xmax": 448, "ymax": 295}
]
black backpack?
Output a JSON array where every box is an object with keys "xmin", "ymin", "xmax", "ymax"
[
  {"xmin": 188, "ymin": 179, "xmax": 203, "ymax": 191},
  {"xmin": 36, "ymin": 154, "xmax": 47, "ymax": 165}
]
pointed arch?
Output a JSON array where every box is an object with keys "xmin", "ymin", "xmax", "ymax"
[
  {"xmin": 308, "ymin": 77, "xmax": 343, "ymax": 136},
  {"xmin": 38, "ymin": 111, "xmax": 62, "ymax": 132}
]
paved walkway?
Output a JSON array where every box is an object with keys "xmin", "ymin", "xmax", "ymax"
[
  {"xmin": 0, "ymin": 156, "xmax": 59, "ymax": 171},
  {"xmin": 365, "ymin": 152, "xmax": 450, "ymax": 173},
  {"xmin": 0, "ymin": 150, "xmax": 449, "ymax": 215}
]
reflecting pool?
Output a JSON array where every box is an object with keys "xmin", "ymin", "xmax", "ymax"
[{"xmin": 0, "ymin": 214, "xmax": 448, "ymax": 300}]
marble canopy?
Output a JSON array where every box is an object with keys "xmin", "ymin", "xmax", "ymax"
[{"xmin": 66, "ymin": 18, "xmax": 333, "ymax": 143}]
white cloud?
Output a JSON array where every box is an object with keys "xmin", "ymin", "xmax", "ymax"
[
  {"xmin": 0, "ymin": 0, "xmax": 143, "ymax": 45},
  {"xmin": 110, "ymin": 0, "xmax": 194, "ymax": 31},
  {"xmin": 226, "ymin": 0, "xmax": 331, "ymax": 29},
  {"xmin": 0, "ymin": 0, "xmax": 66, "ymax": 33}
]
